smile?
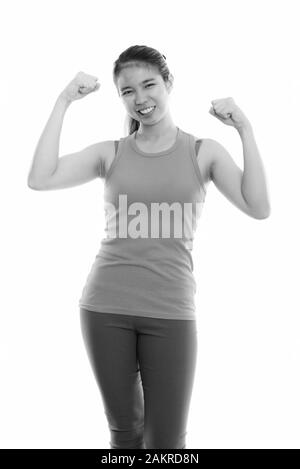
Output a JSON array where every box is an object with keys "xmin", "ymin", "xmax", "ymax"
[{"xmin": 137, "ymin": 106, "xmax": 156, "ymax": 116}]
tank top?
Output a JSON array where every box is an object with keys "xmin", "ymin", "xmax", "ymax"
[{"xmin": 78, "ymin": 126, "xmax": 206, "ymax": 320}]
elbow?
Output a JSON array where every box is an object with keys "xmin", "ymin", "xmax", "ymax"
[
  {"xmin": 28, "ymin": 184, "xmax": 40, "ymax": 191},
  {"xmin": 255, "ymin": 212, "xmax": 270, "ymax": 220},
  {"xmin": 27, "ymin": 177, "xmax": 42, "ymax": 190},
  {"xmin": 28, "ymin": 181, "xmax": 36, "ymax": 190},
  {"xmin": 245, "ymin": 196, "xmax": 271, "ymax": 220},
  {"xmin": 253, "ymin": 205, "xmax": 271, "ymax": 219}
]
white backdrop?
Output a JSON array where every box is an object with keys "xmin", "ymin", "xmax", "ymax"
[{"xmin": 1, "ymin": 0, "xmax": 299, "ymax": 449}]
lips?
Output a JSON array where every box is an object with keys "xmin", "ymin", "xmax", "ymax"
[{"xmin": 136, "ymin": 106, "xmax": 156, "ymax": 113}]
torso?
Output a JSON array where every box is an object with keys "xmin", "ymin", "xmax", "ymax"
[{"xmin": 104, "ymin": 133, "xmax": 213, "ymax": 192}]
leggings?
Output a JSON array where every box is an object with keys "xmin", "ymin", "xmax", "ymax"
[{"xmin": 79, "ymin": 308, "xmax": 198, "ymax": 449}]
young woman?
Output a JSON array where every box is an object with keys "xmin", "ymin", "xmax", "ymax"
[{"xmin": 28, "ymin": 45, "xmax": 271, "ymax": 449}]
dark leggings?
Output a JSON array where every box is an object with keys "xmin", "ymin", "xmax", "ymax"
[{"xmin": 79, "ymin": 308, "xmax": 198, "ymax": 449}]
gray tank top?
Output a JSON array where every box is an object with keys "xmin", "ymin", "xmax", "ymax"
[{"xmin": 79, "ymin": 126, "xmax": 206, "ymax": 320}]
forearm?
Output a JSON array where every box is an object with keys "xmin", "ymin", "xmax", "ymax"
[
  {"xmin": 238, "ymin": 124, "xmax": 271, "ymax": 217},
  {"xmin": 27, "ymin": 95, "xmax": 71, "ymax": 186}
]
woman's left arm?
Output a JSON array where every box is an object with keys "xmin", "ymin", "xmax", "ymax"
[
  {"xmin": 209, "ymin": 97, "xmax": 271, "ymax": 219},
  {"xmin": 237, "ymin": 123, "xmax": 271, "ymax": 218}
]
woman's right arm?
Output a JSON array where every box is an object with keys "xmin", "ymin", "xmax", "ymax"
[
  {"xmin": 27, "ymin": 71, "xmax": 107, "ymax": 191},
  {"xmin": 27, "ymin": 94, "xmax": 71, "ymax": 188}
]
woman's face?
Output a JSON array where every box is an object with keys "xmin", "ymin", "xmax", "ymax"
[{"xmin": 117, "ymin": 63, "xmax": 172, "ymax": 124}]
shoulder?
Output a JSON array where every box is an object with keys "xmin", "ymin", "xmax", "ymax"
[
  {"xmin": 197, "ymin": 137, "xmax": 230, "ymax": 158},
  {"xmin": 201, "ymin": 137, "xmax": 234, "ymax": 170},
  {"xmin": 194, "ymin": 137, "xmax": 219, "ymax": 153},
  {"xmin": 195, "ymin": 137, "xmax": 231, "ymax": 177}
]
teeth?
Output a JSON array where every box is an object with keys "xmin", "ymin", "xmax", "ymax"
[{"xmin": 139, "ymin": 106, "xmax": 155, "ymax": 114}]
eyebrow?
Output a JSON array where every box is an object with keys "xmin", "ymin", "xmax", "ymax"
[{"xmin": 120, "ymin": 78, "xmax": 156, "ymax": 92}]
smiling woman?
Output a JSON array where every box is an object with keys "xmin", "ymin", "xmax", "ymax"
[
  {"xmin": 28, "ymin": 43, "xmax": 270, "ymax": 451},
  {"xmin": 112, "ymin": 46, "xmax": 174, "ymax": 136}
]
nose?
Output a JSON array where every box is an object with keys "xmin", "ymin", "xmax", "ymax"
[{"xmin": 135, "ymin": 91, "xmax": 148, "ymax": 105}]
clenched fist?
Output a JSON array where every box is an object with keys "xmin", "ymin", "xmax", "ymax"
[
  {"xmin": 59, "ymin": 71, "xmax": 101, "ymax": 103},
  {"xmin": 209, "ymin": 97, "xmax": 251, "ymax": 131}
]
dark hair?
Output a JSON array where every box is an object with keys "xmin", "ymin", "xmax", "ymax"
[{"xmin": 112, "ymin": 45, "xmax": 173, "ymax": 135}]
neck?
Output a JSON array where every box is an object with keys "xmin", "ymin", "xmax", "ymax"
[{"xmin": 135, "ymin": 116, "xmax": 177, "ymax": 142}]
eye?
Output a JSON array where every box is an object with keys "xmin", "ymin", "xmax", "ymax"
[{"xmin": 122, "ymin": 83, "xmax": 155, "ymax": 96}]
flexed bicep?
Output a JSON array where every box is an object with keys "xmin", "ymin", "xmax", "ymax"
[{"xmin": 208, "ymin": 139, "xmax": 257, "ymax": 218}]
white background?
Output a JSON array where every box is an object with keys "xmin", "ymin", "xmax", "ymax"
[{"xmin": 1, "ymin": 0, "xmax": 299, "ymax": 449}]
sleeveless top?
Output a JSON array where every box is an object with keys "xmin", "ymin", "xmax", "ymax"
[{"xmin": 78, "ymin": 126, "xmax": 206, "ymax": 320}]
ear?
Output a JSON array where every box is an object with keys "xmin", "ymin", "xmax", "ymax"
[{"xmin": 166, "ymin": 73, "xmax": 174, "ymax": 93}]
